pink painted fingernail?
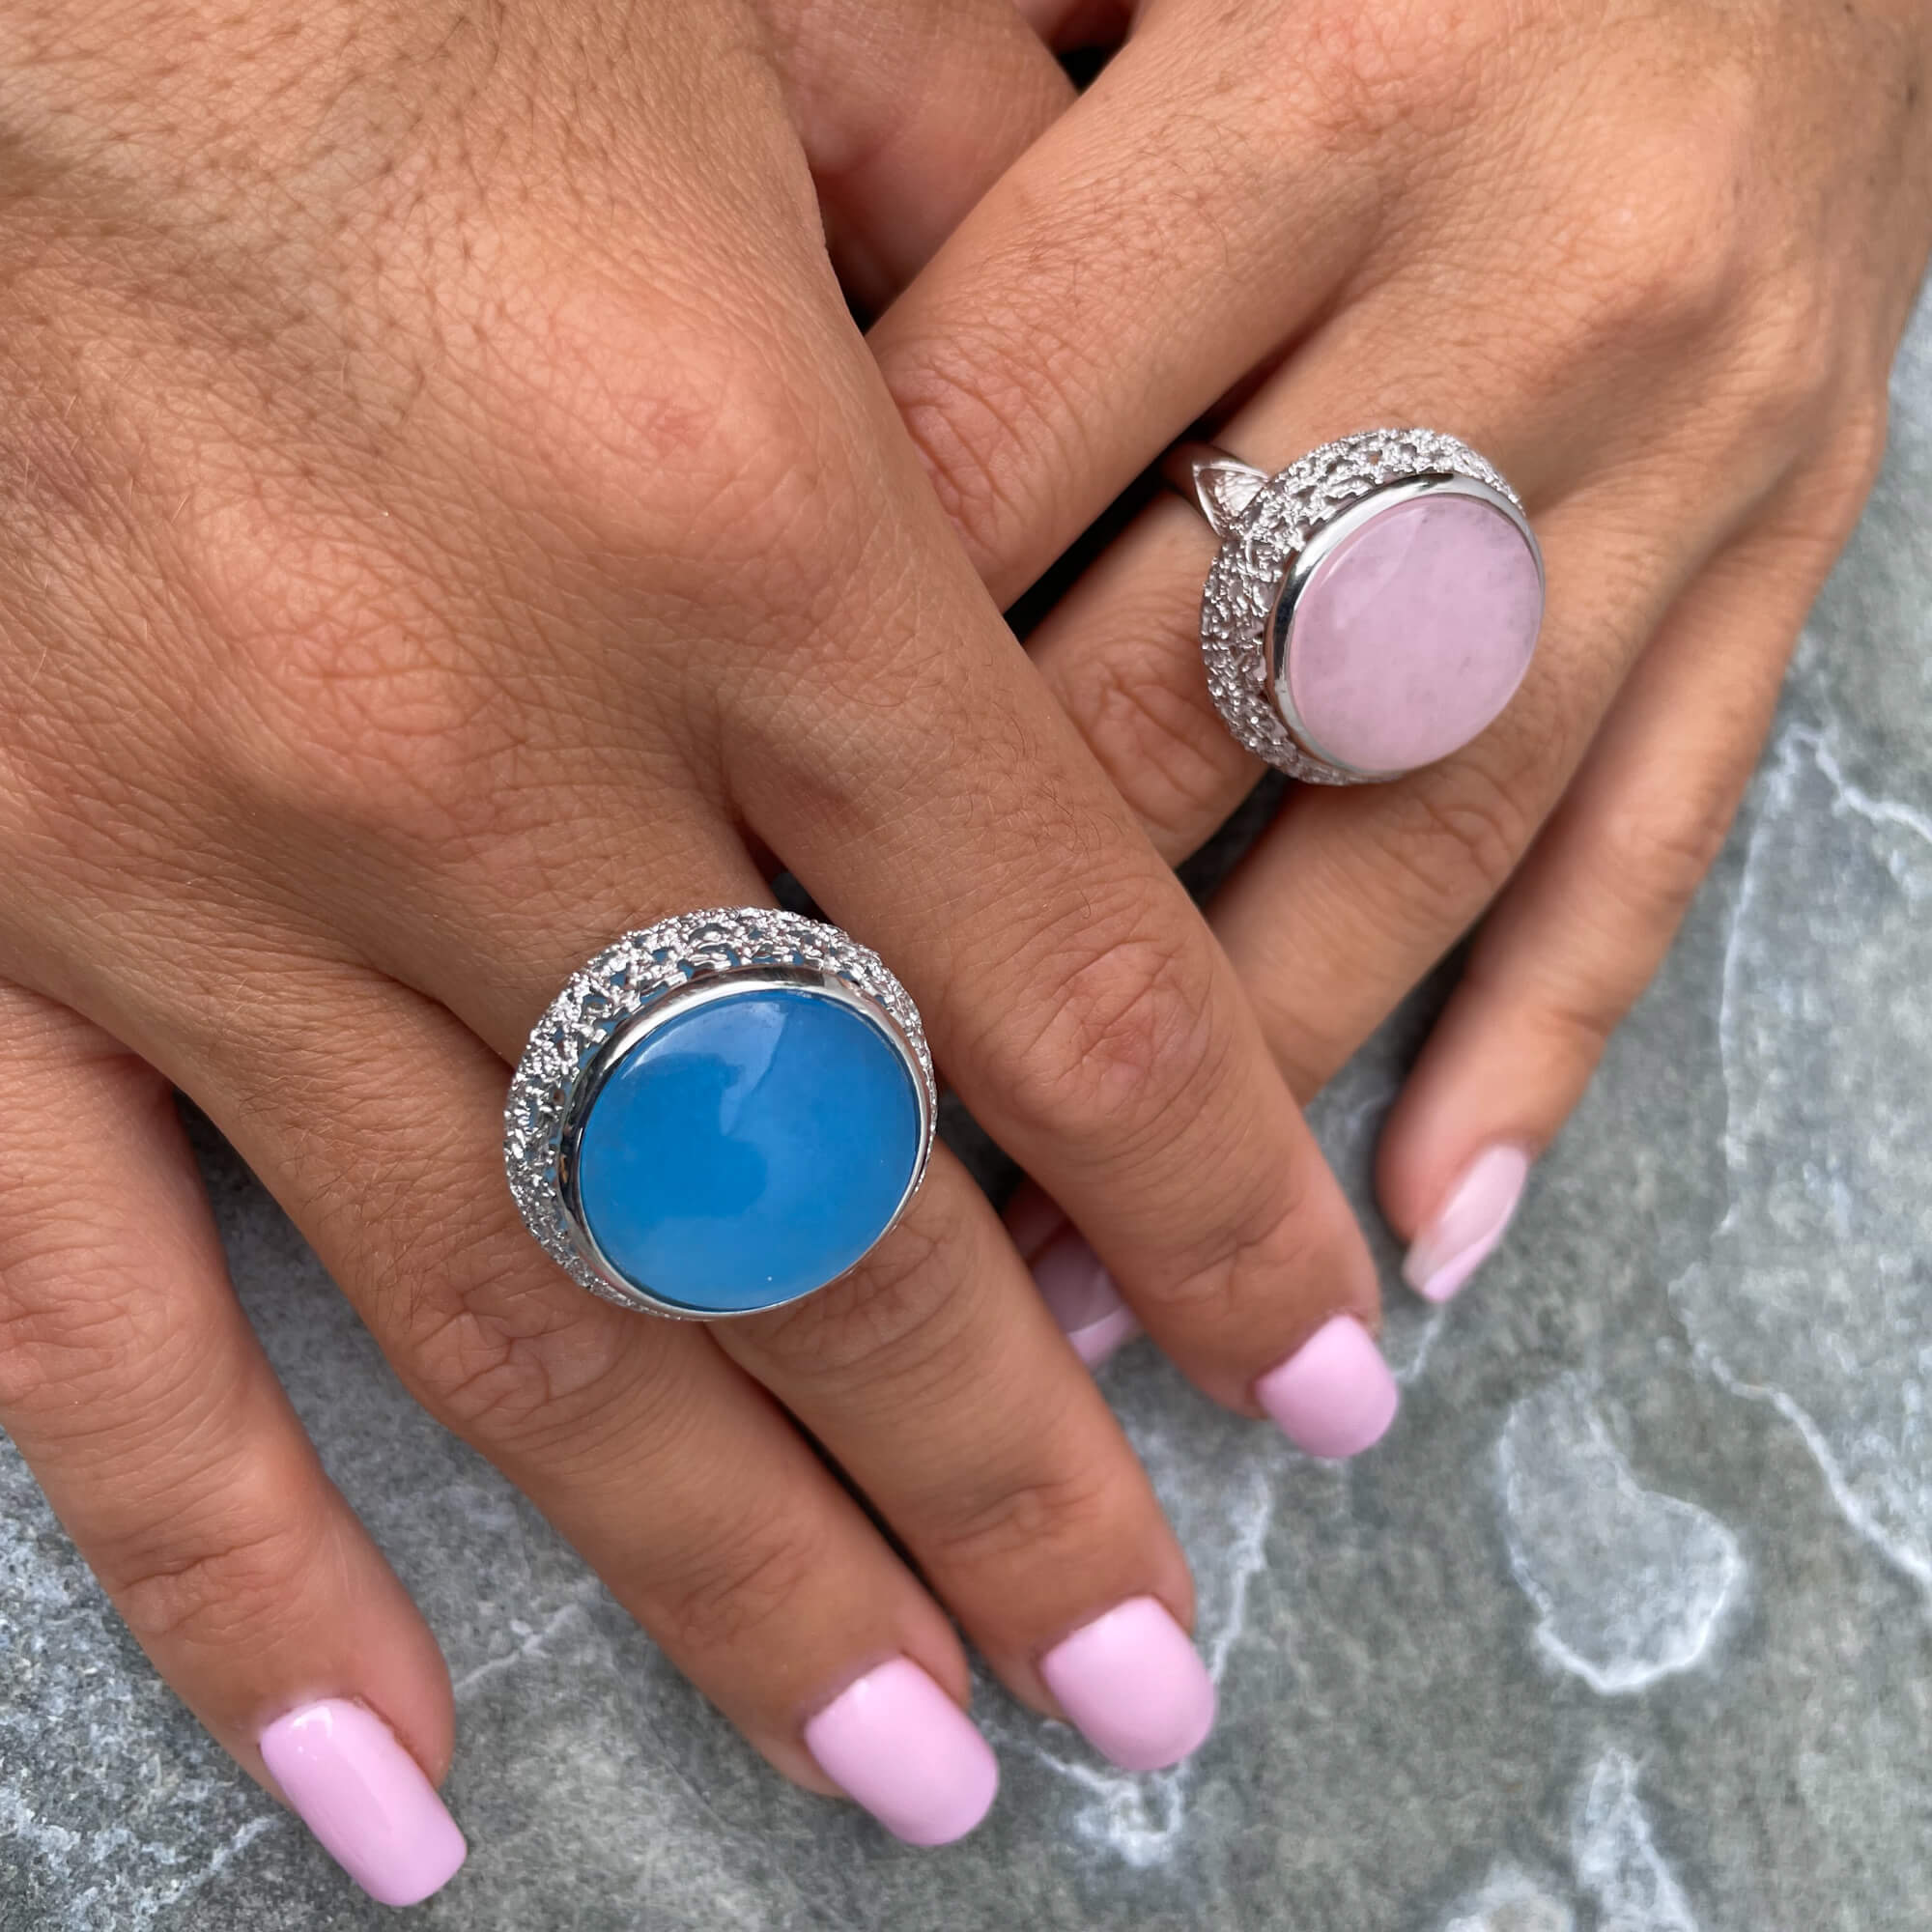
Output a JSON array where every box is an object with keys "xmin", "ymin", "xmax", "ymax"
[
  {"xmin": 1402, "ymin": 1144, "xmax": 1531, "ymax": 1303},
  {"xmin": 804, "ymin": 1659, "xmax": 998, "ymax": 1846},
  {"xmin": 1255, "ymin": 1315, "xmax": 1399, "ymax": 1459},
  {"xmin": 1039, "ymin": 1596, "xmax": 1216, "ymax": 1772},
  {"xmin": 1031, "ymin": 1225, "xmax": 1142, "ymax": 1369},
  {"xmin": 258, "ymin": 1700, "xmax": 466, "ymax": 1908}
]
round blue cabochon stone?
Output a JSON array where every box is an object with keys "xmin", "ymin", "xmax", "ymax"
[{"xmin": 574, "ymin": 984, "xmax": 922, "ymax": 1314}]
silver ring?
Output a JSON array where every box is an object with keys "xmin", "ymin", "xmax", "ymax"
[
  {"xmin": 1165, "ymin": 428, "xmax": 1545, "ymax": 783},
  {"xmin": 504, "ymin": 908, "xmax": 936, "ymax": 1319}
]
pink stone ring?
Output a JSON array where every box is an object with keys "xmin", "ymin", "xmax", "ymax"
[{"xmin": 1166, "ymin": 429, "xmax": 1544, "ymax": 782}]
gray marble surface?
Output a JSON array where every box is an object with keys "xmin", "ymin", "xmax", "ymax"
[{"xmin": 5, "ymin": 286, "xmax": 1930, "ymax": 1930}]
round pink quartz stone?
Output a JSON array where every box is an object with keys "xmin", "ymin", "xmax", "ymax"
[{"xmin": 1282, "ymin": 492, "xmax": 1542, "ymax": 775}]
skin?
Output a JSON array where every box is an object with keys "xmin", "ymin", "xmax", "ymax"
[
  {"xmin": 871, "ymin": 0, "xmax": 1931, "ymax": 1261},
  {"xmin": 0, "ymin": 0, "xmax": 1374, "ymax": 1821},
  {"xmin": 1, "ymin": 0, "xmax": 1927, "ymax": 1872}
]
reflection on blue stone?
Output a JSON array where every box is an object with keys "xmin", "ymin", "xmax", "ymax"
[{"xmin": 574, "ymin": 985, "xmax": 922, "ymax": 1313}]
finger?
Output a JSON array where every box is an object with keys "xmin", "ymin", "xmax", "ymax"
[
  {"xmin": 0, "ymin": 987, "xmax": 465, "ymax": 1909},
  {"xmin": 1024, "ymin": 489, "xmax": 1260, "ymax": 864},
  {"xmin": 1186, "ymin": 227, "xmax": 1803, "ymax": 1094},
  {"xmin": 719, "ymin": 1145, "xmax": 1215, "ymax": 1770},
  {"xmin": 340, "ymin": 322, "xmax": 1390, "ymax": 1460},
  {"xmin": 1007, "ymin": 1177, "xmax": 1142, "ymax": 1369},
  {"xmin": 735, "ymin": 584, "xmax": 1391, "ymax": 1454},
  {"xmin": 770, "ymin": 0, "xmax": 1075, "ymax": 311},
  {"xmin": 150, "ymin": 967, "xmax": 1006, "ymax": 1845},
  {"xmin": 869, "ymin": 6, "xmax": 1386, "ymax": 605},
  {"xmin": 1017, "ymin": 243, "xmax": 1751, "ymax": 867},
  {"xmin": 1377, "ymin": 497, "xmax": 1850, "ymax": 1301},
  {"xmin": 329, "ymin": 789, "xmax": 1221, "ymax": 1761},
  {"xmin": 1207, "ymin": 479, "xmax": 1687, "ymax": 1103}
]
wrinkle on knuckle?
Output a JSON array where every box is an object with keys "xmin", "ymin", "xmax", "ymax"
[
  {"xmin": 925, "ymin": 1460, "xmax": 1119, "ymax": 1580},
  {"xmin": 1685, "ymin": 263, "xmax": 1859, "ymax": 471},
  {"xmin": 0, "ymin": 1254, "xmax": 180, "ymax": 1416},
  {"xmin": 1375, "ymin": 759, "xmax": 1539, "ymax": 924},
  {"xmin": 1519, "ymin": 979, "xmax": 1622, "ymax": 1081},
  {"xmin": 1146, "ymin": 1149, "xmax": 1330, "ymax": 1330},
  {"xmin": 1589, "ymin": 776, "xmax": 1741, "ymax": 933},
  {"xmin": 1000, "ymin": 912, "xmax": 1220, "ymax": 1149},
  {"xmin": 1059, "ymin": 628, "xmax": 1244, "ymax": 845},
  {"xmin": 1554, "ymin": 91, "xmax": 1761, "ymax": 362},
  {"xmin": 179, "ymin": 501, "xmax": 524, "ymax": 860},
  {"xmin": 390, "ymin": 1252, "xmax": 635, "ymax": 1448},
  {"xmin": 654, "ymin": 1505, "xmax": 825, "ymax": 1658},
  {"xmin": 1821, "ymin": 399, "xmax": 1890, "ymax": 516},
  {"xmin": 749, "ymin": 1207, "xmax": 967, "ymax": 1391},
  {"xmin": 1281, "ymin": 0, "xmax": 1505, "ymax": 151},
  {"xmin": 888, "ymin": 312, "xmax": 1094, "ymax": 568},
  {"xmin": 110, "ymin": 1494, "xmax": 324, "ymax": 1654}
]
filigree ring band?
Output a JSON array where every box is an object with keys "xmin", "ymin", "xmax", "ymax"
[{"xmin": 505, "ymin": 909, "xmax": 936, "ymax": 1319}]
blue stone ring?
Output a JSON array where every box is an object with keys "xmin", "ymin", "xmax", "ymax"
[{"xmin": 504, "ymin": 908, "xmax": 936, "ymax": 1319}]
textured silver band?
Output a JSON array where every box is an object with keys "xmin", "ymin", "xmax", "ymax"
[
  {"xmin": 1166, "ymin": 428, "xmax": 1526, "ymax": 782},
  {"xmin": 504, "ymin": 907, "xmax": 936, "ymax": 1317}
]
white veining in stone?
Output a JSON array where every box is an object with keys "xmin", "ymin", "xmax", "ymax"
[
  {"xmin": 450, "ymin": 1581, "xmax": 605, "ymax": 1698},
  {"xmin": 3, "ymin": 275, "xmax": 1928, "ymax": 1932},
  {"xmin": 1673, "ymin": 722, "xmax": 1932, "ymax": 1589},
  {"xmin": 1572, "ymin": 1751, "xmax": 1699, "ymax": 1932},
  {"xmin": 0, "ymin": 1470, "xmax": 285, "ymax": 1930},
  {"xmin": 1439, "ymin": 1864, "xmax": 1576, "ymax": 1932},
  {"xmin": 1499, "ymin": 1380, "xmax": 1744, "ymax": 1693}
]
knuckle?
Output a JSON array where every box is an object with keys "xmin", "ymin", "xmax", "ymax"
[
  {"xmin": 1284, "ymin": 0, "xmax": 1505, "ymax": 149},
  {"xmin": 181, "ymin": 505, "xmax": 519, "ymax": 859},
  {"xmin": 110, "ymin": 1485, "xmax": 324, "ymax": 1653},
  {"xmin": 886, "ymin": 307, "xmax": 1094, "ymax": 569},
  {"xmin": 1000, "ymin": 910, "xmax": 1222, "ymax": 1149},
  {"xmin": 654, "ymin": 1506, "xmax": 826, "ymax": 1657},
  {"xmin": 1056, "ymin": 621, "xmax": 1249, "ymax": 847},
  {"xmin": 1520, "ymin": 980, "xmax": 1623, "ymax": 1078},
  {"xmin": 924, "ymin": 1460, "xmax": 1122, "ymax": 1579},
  {"xmin": 1811, "ymin": 398, "xmax": 1890, "ymax": 532},
  {"xmin": 1375, "ymin": 758, "xmax": 1543, "ymax": 924},
  {"xmin": 384, "ymin": 1229, "xmax": 638, "ymax": 1448},
  {"xmin": 1142, "ymin": 1154, "xmax": 1339, "ymax": 1336},
  {"xmin": 0, "ymin": 1245, "xmax": 173, "ymax": 1416},
  {"xmin": 749, "ymin": 1194, "xmax": 970, "ymax": 1389},
  {"xmin": 1557, "ymin": 83, "xmax": 1760, "ymax": 355},
  {"xmin": 1591, "ymin": 785, "xmax": 1737, "ymax": 927},
  {"xmin": 1713, "ymin": 272, "xmax": 1851, "ymax": 459},
  {"xmin": 491, "ymin": 278, "xmax": 846, "ymax": 585}
]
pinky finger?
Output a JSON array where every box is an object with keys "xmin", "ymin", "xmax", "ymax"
[
  {"xmin": 0, "ymin": 988, "xmax": 465, "ymax": 1907},
  {"xmin": 1376, "ymin": 507, "xmax": 1844, "ymax": 1304}
]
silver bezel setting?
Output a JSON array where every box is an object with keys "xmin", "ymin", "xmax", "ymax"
[
  {"xmin": 1197, "ymin": 428, "xmax": 1536, "ymax": 782},
  {"xmin": 504, "ymin": 908, "xmax": 936, "ymax": 1319}
]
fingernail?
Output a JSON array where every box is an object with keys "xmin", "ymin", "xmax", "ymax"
[
  {"xmin": 1031, "ymin": 1225, "xmax": 1141, "ymax": 1369},
  {"xmin": 1039, "ymin": 1596, "xmax": 1216, "ymax": 1772},
  {"xmin": 258, "ymin": 1700, "xmax": 466, "ymax": 1908},
  {"xmin": 804, "ymin": 1659, "xmax": 998, "ymax": 1846},
  {"xmin": 1402, "ymin": 1144, "xmax": 1531, "ymax": 1303},
  {"xmin": 1255, "ymin": 1315, "xmax": 1399, "ymax": 1459}
]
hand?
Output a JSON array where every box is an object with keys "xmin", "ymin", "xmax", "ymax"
[
  {"xmin": 0, "ymin": 0, "xmax": 1385, "ymax": 1893},
  {"xmin": 872, "ymin": 0, "xmax": 1932, "ymax": 1318}
]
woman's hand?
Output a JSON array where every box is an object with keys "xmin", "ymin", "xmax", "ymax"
[
  {"xmin": 0, "ymin": 0, "xmax": 1388, "ymax": 1892},
  {"xmin": 872, "ymin": 0, "xmax": 1932, "ymax": 1318}
]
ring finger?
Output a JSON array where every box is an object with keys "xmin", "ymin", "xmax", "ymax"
[{"xmin": 120, "ymin": 963, "xmax": 1009, "ymax": 1845}]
